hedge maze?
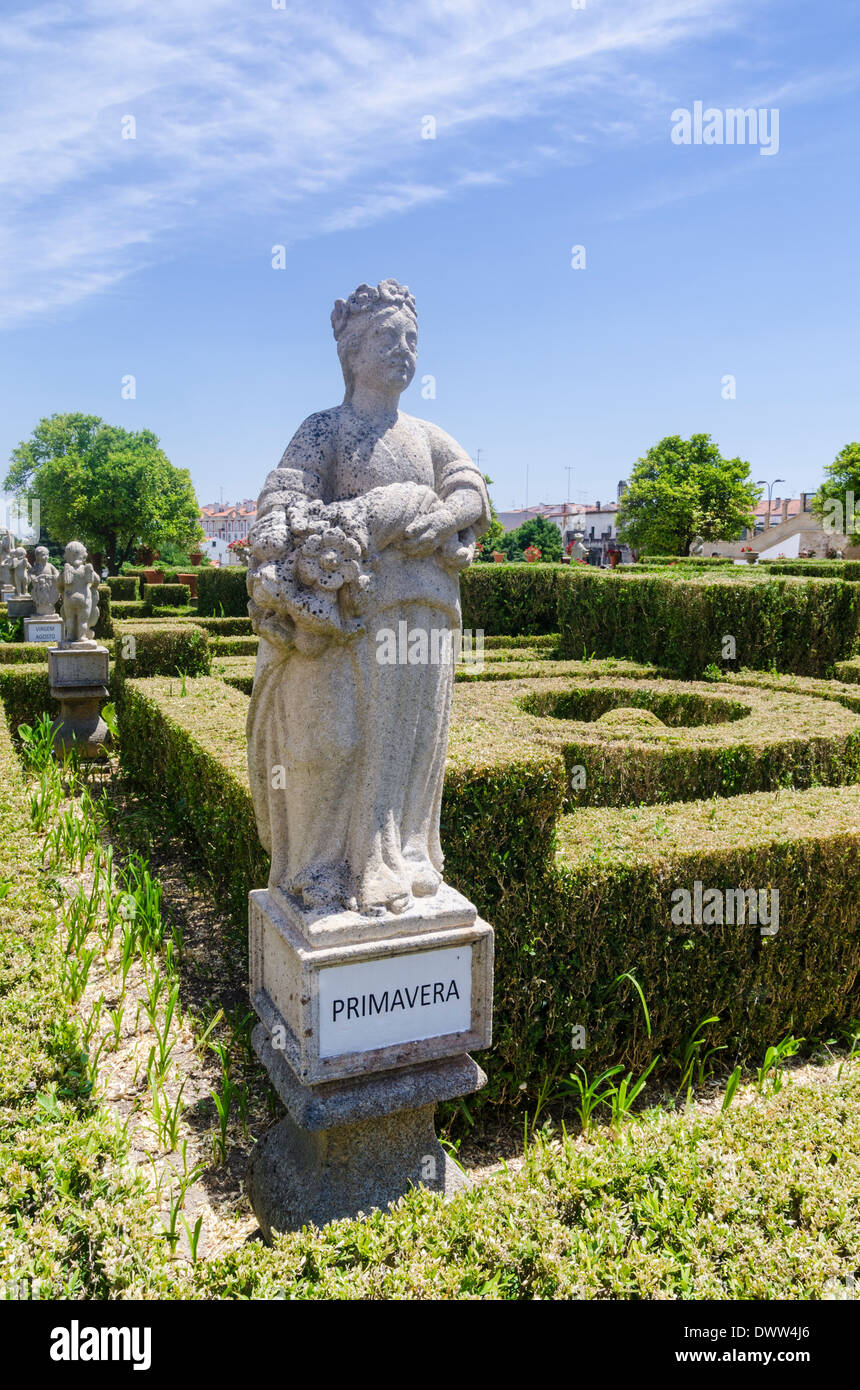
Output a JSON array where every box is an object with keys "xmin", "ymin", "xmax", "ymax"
[{"xmin": 2, "ymin": 560, "xmax": 860, "ymax": 1115}]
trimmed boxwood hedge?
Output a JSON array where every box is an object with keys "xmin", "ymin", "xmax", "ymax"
[
  {"xmin": 191, "ymin": 616, "xmax": 254, "ymax": 636},
  {"xmin": 112, "ymin": 600, "xmax": 150, "ymax": 619},
  {"xmin": 835, "ymin": 658, "xmax": 860, "ymax": 685},
  {"xmin": 196, "ymin": 566, "xmax": 249, "ymax": 617},
  {"xmin": 208, "ymin": 635, "xmax": 259, "ymax": 656},
  {"xmin": 104, "ymin": 575, "xmax": 139, "ymax": 600},
  {"xmin": 452, "ymin": 674, "xmax": 860, "ymax": 807},
  {"xmin": 112, "ymin": 623, "xmax": 210, "ymax": 679},
  {"xmin": 142, "ymin": 583, "xmax": 190, "ymax": 608},
  {"xmin": 0, "ymin": 665, "xmax": 53, "ymax": 734},
  {"xmin": 761, "ymin": 560, "xmax": 860, "ymax": 580},
  {"xmin": 640, "ymin": 555, "xmax": 735, "ymax": 567},
  {"xmin": 460, "ymin": 563, "xmax": 561, "ymax": 635},
  {"xmin": 112, "ymin": 672, "xmax": 860, "ymax": 1108},
  {"xmin": 557, "ymin": 569, "xmax": 860, "ymax": 676}
]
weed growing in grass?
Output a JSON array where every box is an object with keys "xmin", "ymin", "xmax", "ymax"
[{"xmin": 757, "ymin": 1034, "xmax": 803, "ymax": 1093}]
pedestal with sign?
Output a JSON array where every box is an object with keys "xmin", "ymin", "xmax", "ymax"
[
  {"xmin": 247, "ymin": 885, "xmax": 493, "ymax": 1237},
  {"xmin": 24, "ymin": 615, "xmax": 63, "ymax": 645}
]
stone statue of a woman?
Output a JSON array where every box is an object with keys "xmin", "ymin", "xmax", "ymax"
[{"xmin": 247, "ymin": 279, "xmax": 490, "ymax": 919}]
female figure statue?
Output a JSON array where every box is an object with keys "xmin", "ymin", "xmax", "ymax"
[
  {"xmin": 10, "ymin": 545, "xmax": 31, "ymax": 596},
  {"xmin": 247, "ymin": 279, "xmax": 489, "ymax": 918}
]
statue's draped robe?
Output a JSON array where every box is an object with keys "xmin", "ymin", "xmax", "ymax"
[{"xmin": 247, "ymin": 407, "xmax": 490, "ymax": 912}]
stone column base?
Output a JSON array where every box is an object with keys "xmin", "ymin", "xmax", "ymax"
[
  {"xmin": 247, "ymin": 1102, "xmax": 468, "ymax": 1240},
  {"xmin": 247, "ymin": 1022, "xmax": 485, "ymax": 1238}
]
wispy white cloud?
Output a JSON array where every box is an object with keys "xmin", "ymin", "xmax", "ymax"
[{"xmin": 0, "ymin": 0, "xmax": 772, "ymax": 326}]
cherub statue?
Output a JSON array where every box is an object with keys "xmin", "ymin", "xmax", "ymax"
[
  {"xmin": 688, "ymin": 535, "xmax": 705, "ymax": 556},
  {"xmin": 58, "ymin": 541, "xmax": 100, "ymax": 644},
  {"xmin": 30, "ymin": 546, "xmax": 60, "ymax": 616},
  {"xmin": 10, "ymin": 545, "xmax": 31, "ymax": 596},
  {"xmin": 0, "ymin": 530, "xmax": 13, "ymax": 589}
]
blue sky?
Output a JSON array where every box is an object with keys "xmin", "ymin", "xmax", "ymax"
[{"xmin": 0, "ymin": 0, "xmax": 857, "ymax": 514}]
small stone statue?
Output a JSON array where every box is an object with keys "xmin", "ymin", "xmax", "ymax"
[
  {"xmin": 57, "ymin": 541, "xmax": 100, "ymax": 644},
  {"xmin": 30, "ymin": 546, "xmax": 60, "ymax": 616},
  {"xmin": 10, "ymin": 545, "xmax": 31, "ymax": 595},
  {"xmin": 0, "ymin": 530, "xmax": 14, "ymax": 589},
  {"xmin": 688, "ymin": 535, "xmax": 705, "ymax": 556},
  {"xmin": 569, "ymin": 524, "xmax": 589, "ymax": 562}
]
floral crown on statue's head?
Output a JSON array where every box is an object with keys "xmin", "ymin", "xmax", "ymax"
[{"xmin": 331, "ymin": 278, "xmax": 417, "ymax": 340}]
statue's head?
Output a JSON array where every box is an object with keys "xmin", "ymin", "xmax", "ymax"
[
  {"xmin": 35, "ymin": 545, "xmax": 48, "ymax": 564},
  {"xmin": 331, "ymin": 278, "xmax": 418, "ymax": 401},
  {"xmin": 64, "ymin": 540, "xmax": 87, "ymax": 566}
]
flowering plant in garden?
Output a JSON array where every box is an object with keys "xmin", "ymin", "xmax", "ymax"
[
  {"xmin": 227, "ymin": 538, "xmax": 250, "ymax": 562},
  {"xmin": 492, "ymin": 550, "xmax": 505, "ymax": 563},
  {"xmin": 524, "ymin": 545, "xmax": 541, "ymax": 563}
]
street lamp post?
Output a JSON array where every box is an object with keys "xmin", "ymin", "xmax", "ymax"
[{"xmin": 756, "ymin": 477, "xmax": 786, "ymax": 539}]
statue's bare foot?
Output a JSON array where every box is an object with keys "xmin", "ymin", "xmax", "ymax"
[{"xmin": 410, "ymin": 863, "xmax": 441, "ymax": 897}]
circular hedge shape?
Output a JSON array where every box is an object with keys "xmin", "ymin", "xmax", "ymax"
[{"xmin": 450, "ymin": 674, "xmax": 860, "ymax": 808}]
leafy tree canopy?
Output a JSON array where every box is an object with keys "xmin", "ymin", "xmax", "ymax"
[
  {"xmin": 616, "ymin": 434, "xmax": 759, "ymax": 556},
  {"xmin": 5, "ymin": 413, "xmax": 203, "ymax": 573},
  {"xmin": 813, "ymin": 442, "xmax": 860, "ymax": 542}
]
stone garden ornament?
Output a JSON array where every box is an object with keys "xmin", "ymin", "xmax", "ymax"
[
  {"xmin": 244, "ymin": 279, "xmax": 495, "ymax": 1236},
  {"xmin": 29, "ymin": 547, "xmax": 60, "ymax": 617},
  {"xmin": 58, "ymin": 541, "xmax": 101, "ymax": 644}
]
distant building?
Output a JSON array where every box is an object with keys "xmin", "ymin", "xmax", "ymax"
[
  {"xmin": 499, "ymin": 499, "xmax": 630, "ymax": 565},
  {"xmin": 200, "ymin": 500, "xmax": 257, "ymax": 544}
]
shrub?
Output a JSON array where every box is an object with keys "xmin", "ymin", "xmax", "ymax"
[
  {"xmin": 460, "ymin": 563, "xmax": 561, "ymax": 635},
  {"xmin": 455, "ymin": 674, "xmax": 860, "ymax": 808},
  {"xmin": 835, "ymin": 658, "xmax": 860, "ymax": 685},
  {"xmin": 113, "ymin": 623, "xmax": 210, "ymax": 678},
  {"xmin": 191, "ymin": 616, "xmax": 254, "ymax": 636},
  {"xmin": 556, "ymin": 569, "xmax": 860, "ymax": 676},
  {"xmin": 112, "ymin": 601, "xmax": 150, "ymax": 619},
  {"xmin": 104, "ymin": 575, "xmax": 139, "ymax": 600},
  {"xmin": 209, "ymin": 635, "xmax": 259, "ymax": 656},
  {"xmin": 196, "ymin": 567, "xmax": 249, "ymax": 617},
  {"xmin": 640, "ymin": 555, "xmax": 735, "ymax": 567},
  {"xmin": 93, "ymin": 584, "xmax": 113, "ymax": 640},
  {"xmin": 114, "ymin": 671, "xmax": 860, "ymax": 1109},
  {"xmin": 142, "ymin": 583, "xmax": 190, "ymax": 608}
]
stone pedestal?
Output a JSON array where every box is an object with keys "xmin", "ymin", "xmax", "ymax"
[
  {"xmin": 23, "ymin": 615, "xmax": 63, "ymax": 645},
  {"xmin": 6, "ymin": 595, "xmax": 34, "ymax": 619},
  {"xmin": 247, "ymin": 887, "xmax": 493, "ymax": 1237},
  {"xmin": 1, "ymin": 585, "xmax": 13, "ymax": 603},
  {"xmin": 48, "ymin": 643, "xmax": 110, "ymax": 758}
]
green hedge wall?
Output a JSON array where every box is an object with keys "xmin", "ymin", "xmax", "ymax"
[
  {"xmin": 113, "ymin": 623, "xmax": 211, "ymax": 679},
  {"xmin": 640, "ymin": 555, "xmax": 735, "ymax": 567},
  {"xmin": 93, "ymin": 584, "xmax": 113, "ymax": 640},
  {"xmin": 112, "ymin": 672, "xmax": 860, "ymax": 1110},
  {"xmin": 556, "ymin": 570, "xmax": 860, "ymax": 676},
  {"xmin": 104, "ymin": 575, "xmax": 139, "ymax": 600},
  {"xmin": 142, "ymin": 583, "xmax": 190, "ymax": 608},
  {"xmin": 191, "ymin": 616, "xmax": 254, "ymax": 636},
  {"xmin": 761, "ymin": 561, "xmax": 860, "ymax": 580},
  {"xmin": 196, "ymin": 567, "xmax": 249, "ymax": 617},
  {"xmin": 460, "ymin": 563, "xmax": 561, "ymax": 635},
  {"xmin": 112, "ymin": 601, "xmax": 150, "ymax": 619}
]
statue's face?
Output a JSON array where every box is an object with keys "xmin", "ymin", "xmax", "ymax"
[{"xmin": 352, "ymin": 307, "xmax": 417, "ymax": 396}]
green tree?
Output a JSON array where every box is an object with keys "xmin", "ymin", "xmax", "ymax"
[
  {"xmin": 475, "ymin": 473, "xmax": 507, "ymax": 560},
  {"xmin": 505, "ymin": 513, "xmax": 563, "ymax": 562},
  {"xmin": 616, "ymin": 434, "xmax": 759, "ymax": 556},
  {"xmin": 813, "ymin": 442, "xmax": 860, "ymax": 542},
  {"xmin": 5, "ymin": 414, "xmax": 203, "ymax": 573}
]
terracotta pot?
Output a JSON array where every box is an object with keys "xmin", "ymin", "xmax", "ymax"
[
  {"xmin": 137, "ymin": 546, "xmax": 154, "ymax": 565},
  {"xmin": 176, "ymin": 572, "xmax": 198, "ymax": 598},
  {"xmin": 143, "ymin": 568, "xmax": 165, "ymax": 584},
  {"xmin": 189, "ymin": 552, "xmax": 203, "ymax": 566}
]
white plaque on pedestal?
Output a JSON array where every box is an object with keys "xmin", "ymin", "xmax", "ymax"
[
  {"xmin": 318, "ymin": 946, "xmax": 473, "ymax": 1059},
  {"xmin": 24, "ymin": 616, "xmax": 63, "ymax": 645}
]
